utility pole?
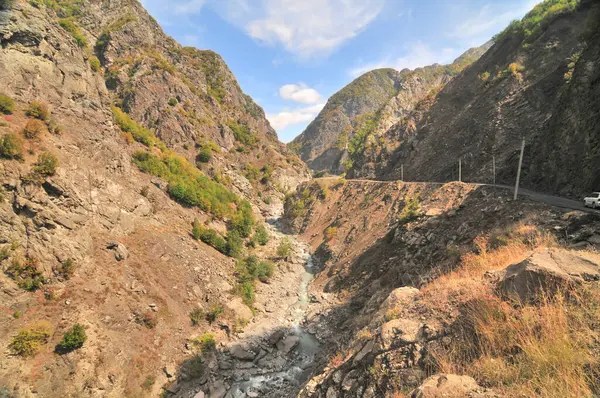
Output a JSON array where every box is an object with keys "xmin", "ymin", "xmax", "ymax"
[
  {"xmin": 459, "ymin": 158, "xmax": 462, "ymax": 182},
  {"xmin": 514, "ymin": 139, "xmax": 525, "ymax": 200},
  {"xmin": 493, "ymin": 156, "xmax": 496, "ymax": 187}
]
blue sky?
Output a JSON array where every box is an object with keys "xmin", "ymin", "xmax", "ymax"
[{"xmin": 140, "ymin": 0, "xmax": 539, "ymax": 142}]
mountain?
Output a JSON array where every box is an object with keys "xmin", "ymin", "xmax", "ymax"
[
  {"xmin": 0, "ymin": 0, "xmax": 309, "ymax": 396},
  {"xmin": 351, "ymin": 0, "xmax": 600, "ymax": 198},
  {"xmin": 289, "ymin": 45, "xmax": 491, "ymax": 174}
]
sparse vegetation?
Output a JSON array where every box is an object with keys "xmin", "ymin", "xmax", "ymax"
[
  {"xmin": 0, "ymin": 94, "xmax": 15, "ymax": 114},
  {"xmin": 112, "ymin": 106, "xmax": 158, "ymax": 147},
  {"xmin": 56, "ymin": 324, "xmax": 86, "ymax": 352},
  {"xmin": 324, "ymin": 226, "xmax": 338, "ymax": 241},
  {"xmin": 26, "ymin": 101, "xmax": 50, "ymax": 121},
  {"xmin": 168, "ymin": 98, "xmax": 178, "ymax": 107},
  {"xmin": 205, "ymin": 304, "xmax": 223, "ymax": 324},
  {"xmin": 398, "ymin": 195, "xmax": 421, "ymax": 224},
  {"xmin": 189, "ymin": 307, "xmax": 203, "ymax": 326},
  {"xmin": 564, "ymin": 50, "xmax": 583, "ymax": 83},
  {"xmin": 89, "ymin": 56, "xmax": 101, "ymax": 72},
  {"xmin": 138, "ymin": 310, "xmax": 158, "ymax": 329},
  {"xmin": 5, "ymin": 256, "xmax": 45, "ymax": 291},
  {"xmin": 34, "ymin": 152, "xmax": 58, "ymax": 176},
  {"xmin": 59, "ymin": 18, "xmax": 87, "ymax": 47},
  {"xmin": 9, "ymin": 321, "xmax": 52, "ymax": 357},
  {"xmin": 23, "ymin": 119, "xmax": 45, "ymax": 139},
  {"xmin": 228, "ymin": 121, "xmax": 257, "ymax": 147},
  {"xmin": 192, "ymin": 333, "xmax": 216, "ymax": 353},
  {"xmin": 276, "ymin": 237, "xmax": 293, "ymax": 259},
  {"xmin": 0, "ymin": 133, "xmax": 24, "ymax": 159},
  {"xmin": 196, "ymin": 148, "xmax": 212, "ymax": 163},
  {"xmin": 253, "ymin": 224, "xmax": 270, "ymax": 246},
  {"xmin": 58, "ymin": 258, "xmax": 76, "ymax": 279},
  {"xmin": 285, "ymin": 187, "xmax": 315, "ymax": 218}
]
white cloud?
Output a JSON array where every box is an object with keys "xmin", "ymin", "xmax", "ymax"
[
  {"xmin": 267, "ymin": 103, "xmax": 325, "ymax": 131},
  {"xmin": 279, "ymin": 84, "xmax": 321, "ymax": 104},
  {"xmin": 243, "ymin": 0, "xmax": 385, "ymax": 58},
  {"xmin": 173, "ymin": 0, "xmax": 206, "ymax": 14},
  {"xmin": 348, "ymin": 43, "xmax": 459, "ymax": 78}
]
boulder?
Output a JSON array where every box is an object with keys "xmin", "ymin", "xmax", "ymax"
[
  {"xmin": 382, "ymin": 287, "xmax": 420, "ymax": 311},
  {"xmin": 411, "ymin": 374, "xmax": 482, "ymax": 398},
  {"xmin": 193, "ymin": 391, "xmax": 205, "ymax": 398},
  {"xmin": 107, "ymin": 242, "xmax": 129, "ymax": 261},
  {"xmin": 497, "ymin": 250, "xmax": 600, "ymax": 302},
  {"xmin": 228, "ymin": 344, "xmax": 256, "ymax": 361},
  {"xmin": 276, "ymin": 335, "xmax": 300, "ymax": 354},
  {"xmin": 380, "ymin": 319, "xmax": 422, "ymax": 350}
]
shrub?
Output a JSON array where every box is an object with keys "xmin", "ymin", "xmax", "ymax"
[
  {"xmin": 25, "ymin": 101, "xmax": 50, "ymax": 121},
  {"xmin": 112, "ymin": 106, "xmax": 157, "ymax": 147},
  {"xmin": 0, "ymin": 94, "xmax": 14, "ymax": 114},
  {"xmin": 276, "ymin": 237, "xmax": 293, "ymax": 259},
  {"xmin": 5, "ymin": 257, "xmax": 45, "ymax": 291},
  {"xmin": 189, "ymin": 307, "xmax": 203, "ymax": 326},
  {"xmin": 59, "ymin": 18, "xmax": 87, "ymax": 47},
  {"xmin": 59, "ymin": 258, "xmax": 76, "ymax": 279},
  {"xmin": 23, "ymin": 119, "xmax": 45, "ymax": 139},
  {"xmin": 244, "ymin": 164, "xmax": 260, "ymax": 182},
  {"xmin": 34, "ymin": 152, "xmax": 58, "ymax": 176},
  {"xmin": 89, "ymin": 56, "xmax": 101, "ymax": 72},
  {"xmin": 398, "ymin": 195, "xmax": 421, "ymax": 223},
  {"xmin": 9, "ymin": 321, "xmax": 52, "ymax": 357},
  {"xmin": 235, "ymin": 281, "xmax": 255, "ymax": 306},
  {"xmin": 46, "ymin": 118, "xmax": 63, "ymax": 134},
  {"xmin": 237, "ymin": 255, "xmax": 274, "ymax": 284},
  {"xmin": 197, "ymin": 148, "xmax": 212, "ymax": 163},
  {"xmin": 230, "ymin": 200, "xmax": 255, "ymax": 238},
  {"xmin": 168, "ymin": 98, "xmax": 178, "ymax": 107},
  {"xmin": 138, "ymin": 311, "xmax": 157, "ymax": 329},
  {"xmin": 141, "ymin": 375, "xmax": 155, "ymax": 391},
  {"xmin": 192, "ymin": 219, "xmax": 202, "ymax": 241},
  {"xmin": 0, "ymin": 0, "xmax": 15, "ymax": 10},
  {"xmin": 254, "ymin": 225, "xmax": 269, "ymax": 246},
  {"xmin": 205, "ymin": 304, "xmax": 223, "ymax": 324},
  {"xmin": 56, "ymin": 324, "xmax": 86, "ymax": 352},
  {"xmin": 228, "ymin": 121, "xmax": 257, "ymax": 147},
  {"xmin": 226, "ymin": 230, "xmax": 244, "ymax": 258},
  {"xmin": 196, "ymin": 227, "xmax": 228, "ymax": 254},
  {"xmin": 181, "ymin": 355, "xmax": 205, "ymax": 378},
  {"xmin": 192, "ymin": 333, "xmax": 215, "ymax": 353},
  {"xmin": 325, "ymin": 227, "xmax": 338, "ymax": 241},
  {"xmin": 0, "ymin": 133, "xmax": 24, "ymax": 159}
]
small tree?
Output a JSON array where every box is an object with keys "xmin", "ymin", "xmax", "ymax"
[
  {"xmin": 56, "ymin": 324, "xmax": 86, "ymax": 353},
  {"xmin": 197, "ymin": 148, "xmax": 212, "ymax": 163},
  {"xmin": 0, "ymin": 94, "xmax": 15, "ymax": 114},
  {"xmin": 192, "ymin": 218, "xmax": 202, "ymax": 240},
  {"xmin": 34, "ymin": 152, "xmax": 58, "ymax": 176},
  {"xmin": 254, "ymin": 224, "xmax": 269, "ymax": 246}
]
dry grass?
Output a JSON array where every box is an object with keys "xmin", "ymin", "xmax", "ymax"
[{"xmin": 422, "ymin": 223, "xmax": 600, "ymax": 397}]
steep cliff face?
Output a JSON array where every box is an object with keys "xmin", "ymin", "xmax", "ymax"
[
  {"xmin": 362, "ymin": 0, "xmax": 599, "ymax": 197},
  {"xmin": 0, "ymin": 1, "xmax": 308, "ymax": 397},
  {"xmin": 290, "ymin": 46, "xmax": 489, "ymax": 175}
]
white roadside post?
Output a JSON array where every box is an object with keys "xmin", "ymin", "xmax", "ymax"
[
  {"xmin": 514, "ymin": 139, "xmax": 526, "ymax": 200},
  {"xmin": 459, "ymin": 158, "xmax": 462, "ymax": 182}
]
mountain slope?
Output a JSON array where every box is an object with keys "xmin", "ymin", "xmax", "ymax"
[
  {"xmin": 359, "ymin": 0, "xmax": 600, "ymax": 197},
  {"xmin": 0, "ymin": 1, "xmax": 308, "ymax": 397},
  {"xmin": 290, "ymin": 45, "xmax": 490, "ymax": 174}
]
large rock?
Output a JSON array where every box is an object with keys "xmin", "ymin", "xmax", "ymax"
[
  {"xmin": 228, "ymin": 344, "xmax": 256, "ymax": 361},
  {"xmin": 411, "ymin": 374, "xmax": 482, "ymax": 398},
  {"xmin": 380, "ymin": 319, "xmax": 422, "ymax": 350},
  {"xmin": 276, "ymin": 335, "xmax": 300, "ymax": 354},
  {"xmin": 497, "ymin": 250, "xmax": 600, "ymax": 302}
]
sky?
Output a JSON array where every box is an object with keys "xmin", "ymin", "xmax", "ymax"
[{"xmin": 140, "ymin": 0, "xmax": 540, "ymax": 143}]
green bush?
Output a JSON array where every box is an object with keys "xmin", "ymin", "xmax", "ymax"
[
  {"xmin": 192, "ymin": 333, "xmax": 215, "ymax": 353},
  {"xmin": 228, "ymin": 121, "xmax": 257, "ymax": 147},
  {"xmin": 59, "ymin": 18, "xmax": 87, "ymax": 47},
  {"xmin": 23, "ymin": 119, "xmax": 45, "ymax": 139},
  {"xmin": 168, "ymin": 98, "xmax": 178, "ymax": 107},
  {"xmin": 9, "ymin": 321, "xmax": 52, "ymax": 357},
  {"xmin": 132, "ymin": 150, "xmax": 240, "ymax": 218},
  {"xmin": 230, "ymin": 200, "xmax": 255, "ymax": 238},
  {"xmin": 398, "ymin": 195, "xmax": 421, "ymax": 223},
  {"xmin": 25, "ymin": 101, "xmax": 50, "ymax": 121},
  {"xmin": 244, "ymin": 164, "xmax": 260, "ymax": 181},
  {"xmin": 59, "ymin": 258, "xmax": 76, "ymax": 279},
  {"xmin": 0, "ymin": 133, "xmax": 24, "ymax": 159},
  {"xmin": 196, "ymin": 227, "xmax": 228, "ymax": 254},
  {"xmin": 235, "ymin": 281, "xmax": 255, "ymax": 306},
  {"xmin": 197, "ymin": 148, "xmax": 212, "ymax": 163},
  {"xmin": 89, "ymin": 56, "xmax": 101, "ymax": 72},
  {"xmin": 0, "ymin": 94, "xmax": 14, "ymax": 114},
  {"xmin": 5, "ymin": 257, "xmax": 45, "ymax": 291},
  {"xmin": 34, "ymin": 152, "xmax": 58, "ymax": 176},
  {"xmin": 205, "ymin": 304, "xmax": 223, "ymax": 324},
  {"xmin": 226, "ymin": 230, "xmax": 244, "ymax": 258},
  {"xmin": 190, "ymin": 307, "xmax": 203, "ymax": 326},
  {"xmin": 192, "ymin": 218, "xmax": 203, "ymax": 241},
  {"xmin": 112, "ymin": 106, "xmax": 157, "ymax": 147},
  {"xmin": 0, "ymin": 0, "xmax": 15, "ymax": 10},
  {"xmin": 56, "ymin": 324, "xmax": 86, "ymax": 352},
  {"xmin": 276, "ymin": 237, "xmax": 293, "ymax": 259},
  {"xmin": 254, "ymin": 225, "xmax": 269, "ymax": 246}
]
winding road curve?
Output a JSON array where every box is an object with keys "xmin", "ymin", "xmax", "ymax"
[{"xmin": 317, "ymin": 177, "xmax": 600, "ymax": 214}]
